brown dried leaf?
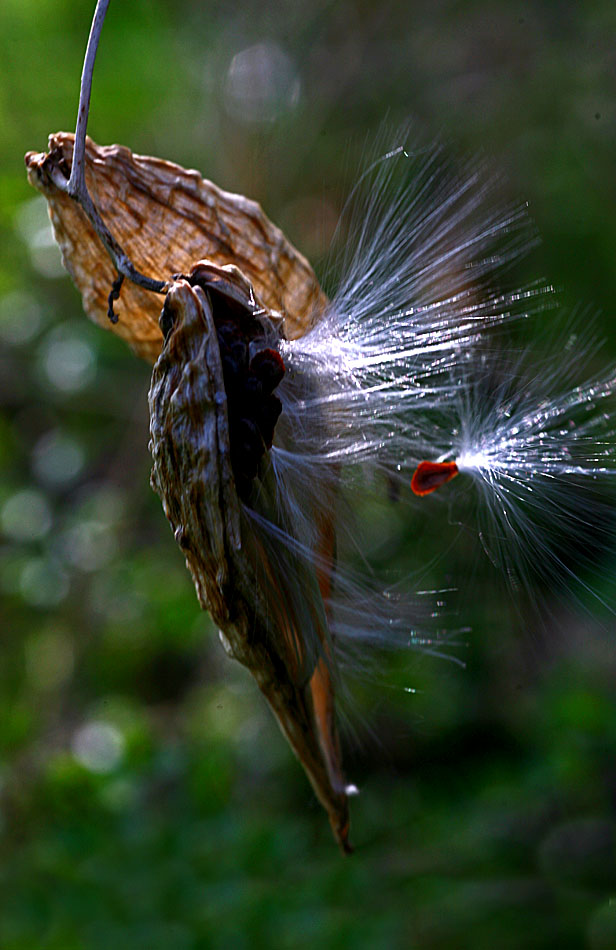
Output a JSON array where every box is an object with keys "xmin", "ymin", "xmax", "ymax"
[{"xmin": 25, "ymin": 133, "xmax": 329, "ymax": 362}]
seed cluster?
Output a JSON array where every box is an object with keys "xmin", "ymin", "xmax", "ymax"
[{"xmin": 216, "ymin": 321, "xmax": 285, "ymax": 500}]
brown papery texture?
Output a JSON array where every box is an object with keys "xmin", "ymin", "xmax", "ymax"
[
  {"xmin": 149, "ymin": 274, "xmax": 351, "ymax": 852},
  {"xmin": 25, "ymin": 133, "xmax": 329, "ymax": 362}
]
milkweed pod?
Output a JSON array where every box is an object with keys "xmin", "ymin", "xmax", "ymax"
[{"xmin": 149, "ymin": 264, "xmax": 353, "ymax": 853}]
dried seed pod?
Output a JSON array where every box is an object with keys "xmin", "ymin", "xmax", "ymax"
[
  {"xmin": 25, "ymin": 131, "xmax": 354, "ymax": 850},
  {"xmin": 149, "ymin": 264, "xmax": 352, "ymax": 852},
  {"xmin": 25, "ymin": 133, "xmax": 329, "ymax": 362}
]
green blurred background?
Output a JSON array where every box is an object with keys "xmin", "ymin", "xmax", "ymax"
[{"xmin": 1, "ymin": 0, "xmax": 616, "ymax": 947}]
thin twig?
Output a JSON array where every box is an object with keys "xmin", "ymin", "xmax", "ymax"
[
  {"xmin": 58, "ymin": 0, "xmax": 168, "ymax": 309},
  {"xmin": 67, "ymin": 0, "xmax": 110, "ymax": 202}
]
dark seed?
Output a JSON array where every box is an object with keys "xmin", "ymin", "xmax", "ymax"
[
  {"xmin": 255, "ymin": 394, "xmax": 282, "ymax": 448},
  {"xmin": 250, "ymin": 348, "xmax": 285, "ymax": 394},
  {"xmin": 230, "ymin": 339, "xmax": 247, "ymax": 367},
  {"xmin": 242, "ymin": 374, "xmax": 263, "ymax": 401},
  {"xmin": 231, "ymin": 417, "xmax": 263, "ymax": 467},
  {"xmin": 221, "ymin": 353, "xmax": 242, "ymax": 384},
  {"xmin": 217, "ymin": 323, "xmax": 243, "ymax": 350}
]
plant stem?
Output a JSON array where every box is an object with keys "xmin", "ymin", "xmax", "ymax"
[
  {"xmin": 67, "ymin": 0, "xmax": 110, "ymax": 202},
  {"xmin": 62, "ymin": 0, "xmax": 167, "ymax": 306}
]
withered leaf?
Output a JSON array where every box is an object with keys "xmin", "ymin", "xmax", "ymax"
[{"xmin": 25, "ymin": 133, "xmax": 329, "ymax": 363}]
